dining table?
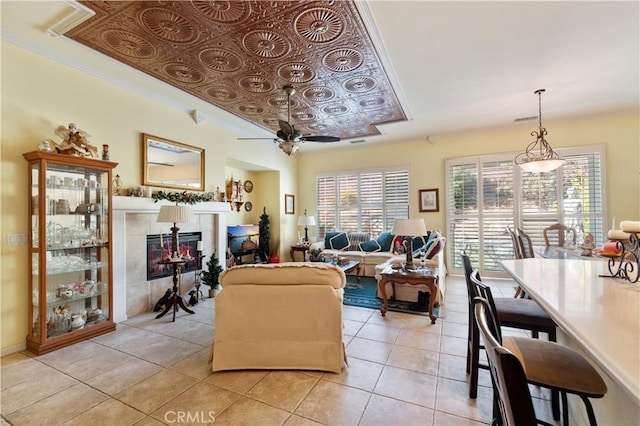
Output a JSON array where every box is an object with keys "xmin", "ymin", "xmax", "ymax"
[{"xmin": 500, "ymin": 257, "xmax": 640, "ymax": 425}]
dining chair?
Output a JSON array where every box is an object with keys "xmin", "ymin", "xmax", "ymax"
[
  {"xmin": 461, "ymin": 251, "xmax": 557, "ymax": 400},
  {"xmin": 507, "ymin": 227, "xmax": 527, "ymax": 298},
  {"xmin": 516, "ymin": 227, "xmax": 536, "ymax": 258},
  {"xmin": 473, "ymin": 297, "xmax": 539, "ymax": 426},
  {"xmin": 507, "ymin": 226, "xmax": 524, "ymax": 259},
  {"xmin": 543, "ymin": 223, "xmax": 577, "ymax": 247},
  {"xmin": 471, "ymin": 273, "xmax": 607, "ymax": 426}
]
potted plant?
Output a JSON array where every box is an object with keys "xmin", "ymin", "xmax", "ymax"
[
  {"xmin": 202, "ymin": 251, "xmax": 223, "ymax": 298},
  {"xmin": 258, "ymin": 207, "xmax": 270, "ymax": 262}
]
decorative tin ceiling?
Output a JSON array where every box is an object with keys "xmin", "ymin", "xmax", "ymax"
[{"xmin": 66, "ymin": 1, "xmax": 407, "ymax": 141}]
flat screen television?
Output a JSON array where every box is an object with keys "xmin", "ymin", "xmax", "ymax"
[{"xmin": 227, "ymin": 224, "xmax": 260, "ymax": 263}]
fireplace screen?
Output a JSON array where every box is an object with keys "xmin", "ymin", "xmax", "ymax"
[{"xmin": 147, "ymin": 232, "xmax": 202, "ymax": 281}]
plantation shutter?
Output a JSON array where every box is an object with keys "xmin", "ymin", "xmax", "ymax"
[
  {"xmin": 384, "ymin": 170, "xmax": 410, "ymax": 232},
  {"xmin": 316, "ymin": 176, "xmax": 336, "ymax": 237},
  {"xmin": 316, "ymin": 168, "xmax": 409, "ymax": 237},
  {"xmin": 446, "ymin": 145, "xmax": 606, "ymax": 277}
]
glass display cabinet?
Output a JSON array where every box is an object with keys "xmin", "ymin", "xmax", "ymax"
[{"xmin": 23, "ymin": 151, "xmax": 118, "ymax": 354}]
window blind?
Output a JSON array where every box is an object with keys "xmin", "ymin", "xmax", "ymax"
[
  {"xmin": 316, "ymin": 168, "xmax": 409, "ymax": 238},
  {"xmin": 446, "ymin": 145, "xmax": 605, "ymax": 276}
]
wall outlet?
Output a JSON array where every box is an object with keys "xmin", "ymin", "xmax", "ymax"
[{"xmin": 7, "ymin": 234, "xmax": 29, "ymax": 246}]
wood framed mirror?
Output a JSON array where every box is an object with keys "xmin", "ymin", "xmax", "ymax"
[{"xmin": 142, "ymin": 133, "xmax": 205, "ymax": 191}]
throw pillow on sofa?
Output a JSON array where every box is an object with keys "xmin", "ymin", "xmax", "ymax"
[
  {"xmin": 376, "ymin": 232, "xmax": 394, "ymax": 252},
  {"xmin": 425, "ymin": 235, "xmax": 445, "ymax": 259},
  {"xmin": 413, "ymin": 238, "xmax": 436, "ymax": 257},
  {"xmin": 359, "ymin": 239, "xmax": 381, "ymax": 252},
  {"xmin": 324, "ymin": 231, "xmax": 341, "ymax": 248},
  {"xmin": 328, "ymin": 232, "xmax": 350, "ymax": 250},
  {"xmin": 347, "ymin": 232, "xmax": 371, "ymax": 251}
]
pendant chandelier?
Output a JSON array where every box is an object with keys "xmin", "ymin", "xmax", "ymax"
[{"xmin": 514, "ymin": 89, "xmax": 565, "ymax": 173}]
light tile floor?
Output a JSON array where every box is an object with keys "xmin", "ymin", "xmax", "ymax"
[{"xmin": 1, "ymin": 276, "xmax": 560, "ymax": 425}]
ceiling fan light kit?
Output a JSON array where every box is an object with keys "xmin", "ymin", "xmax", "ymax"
[{"xmin": 514, "ymin": 89, "xmax": 565, "ymax": 173}]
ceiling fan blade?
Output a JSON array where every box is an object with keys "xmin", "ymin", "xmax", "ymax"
[
  {"xmin": 303, "ymin": 135, "xmax": 341, "ymax": 143},
  {"xmin": 278, "ymin": 119, "xmax": 294, "ymax": 137},
  {"xmin": 237, "ymin": 137, "xmax": 275, "ymax": 140}
]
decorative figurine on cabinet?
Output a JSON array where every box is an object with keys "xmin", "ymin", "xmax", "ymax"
[{"xmin": 53, "ymin": 123, "xmax": 98, "ymax": 158}]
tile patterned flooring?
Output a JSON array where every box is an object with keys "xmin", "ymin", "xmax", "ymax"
[{"xmin": 1, "ymin": 276, "xmax": 560, "ymax": 425}]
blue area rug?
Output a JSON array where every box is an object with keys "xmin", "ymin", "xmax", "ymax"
[{"xmin": 343, "ymin": 276, "xmax": 439, "ymax": 317}]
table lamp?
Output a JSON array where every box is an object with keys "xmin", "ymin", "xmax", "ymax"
[
  {"xmin": 297, "ymin": 209, "xmax": 317, "ymax": 243},
  {"xmin": 392, "ymin": 218, "xmax": 427, "ymax": 270},
  {"xmin": 157, "ymin": 204, "xmax": 193, "ymax": 260}
]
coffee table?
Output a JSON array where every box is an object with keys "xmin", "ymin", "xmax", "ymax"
[
  {"xmin": 330, "ymin": 260, "xmax": 361, "ymax": 282},
  {"xmin": 379, "ymin": 265, "xmax": 439, "ymax": 323}
]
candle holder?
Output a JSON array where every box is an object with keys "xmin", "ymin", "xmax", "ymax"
[
  {"xmin": 193, "ymin": 250, "xmax": 206, "ymax": 301},
  {"xmin": 599, "ymin": 233, "xmax": 639, "ymax": 283}
]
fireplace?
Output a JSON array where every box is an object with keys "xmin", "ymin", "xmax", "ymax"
[
  {"xmin": 112, "ymin": 197, "xmax": 230, "ymax": 321},
  {"xmin": 147, "ymin": 232, "xmax": 202, "ymax": 281}
]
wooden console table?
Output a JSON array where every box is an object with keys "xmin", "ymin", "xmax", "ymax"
[{"xmin": 379, "ymin": 266, "xmax": 439, "ymax": 324}]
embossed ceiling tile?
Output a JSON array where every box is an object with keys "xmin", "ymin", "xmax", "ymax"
[
  {"xmin": 267, "ymin": 94, "xmax": 300, "ymax": 110},
  {"xmin": 190, "ymin": 0, "xmax": 253, "ymax": 25},
  {"xmin": 67, "ymin": 1, "xmax": 408, "ymax": 143},
  {"xmin": 162, "ymin": 61, "xmax": 206, "ymax": 84},
  {"xmin": 238, "ymin": 75, "xmax": 276, "ymax": 94},
  {"xmin": 292, "ymin": 5, "xmax": 345, "ymax": 44},
  {"xmin": 302, "ymin": 86, "xmax": 335, "ymax": 103},
  {"xmin": 198, "ymin": 47, "xmax": 242, "ymax": 73},
  {"xmin": 203, "ymin": 86, "xmax": 240, "ymax": 103},
  {"xmin": 322, "ymin": 48, "xmax": 364, "ymax": 73},
  {"xmin": 137, "ymin": 5, "xmax": 198, "ymax": 43},
  {"xmin": 101, "ymin": 29, "xmax": 158, "ymax": 59},
  {"xmin": 277, "ymin": 62, "xmax": 315, "ymax": 84}
]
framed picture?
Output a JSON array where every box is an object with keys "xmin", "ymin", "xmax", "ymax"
[
  {"xmin": 419, "ymin": 188, "xmax": 439, "ymax": 212},
  {"xmin": 284, "ymin": 193, "xmax": 295, "ymax": 215}
]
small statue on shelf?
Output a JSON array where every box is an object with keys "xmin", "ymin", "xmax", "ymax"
[{"xmin": 53, "ymin": 123, "xmax": 98, "ymax": 158}]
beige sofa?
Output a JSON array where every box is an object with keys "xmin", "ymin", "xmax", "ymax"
[
  {"xmin": 310, "ymin": 231, "xmax": 447, "ymax": 304},
  {"xmin": 211, "ymin": 262, "xmax": 347, "ymax": 373}
]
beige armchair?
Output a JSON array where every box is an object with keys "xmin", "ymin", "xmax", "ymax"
[{"xmin": 211, "ymin": 262, "xmax": 347, "ymax": 373}]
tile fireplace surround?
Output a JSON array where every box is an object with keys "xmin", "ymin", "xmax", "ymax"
[{"xmin": 112, "ymin": 197, "xmax": 230, "ymax": 322}]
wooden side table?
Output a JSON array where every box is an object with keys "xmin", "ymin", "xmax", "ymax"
[
  {"xmin": 378, "ymin": 266, "xmax": 439, "ymax": 324},
  {"xmin": 157, "ymin": 258, "xmax": 195, "ymax": 322},
  {"xmin": 290, "ymin": 244, "xmax": 310, "ymax": 261}
]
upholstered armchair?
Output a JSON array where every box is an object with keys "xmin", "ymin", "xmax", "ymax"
[{"xmin": 211, "ymin": 262, "xmax": 347, "ymax": 373}]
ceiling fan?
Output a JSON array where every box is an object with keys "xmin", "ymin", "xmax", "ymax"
[{"xmin": 238, "ymin": 85, "xmax": 340, "ymax": 156}]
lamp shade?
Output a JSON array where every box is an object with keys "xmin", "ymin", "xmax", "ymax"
[
  {"xmin": 392, "ymin": 218, "xmax": 427, "ymax": 237},
  {"xmin": 157, "ymin": 205, "xmax": 193, "ymax": 223},
  {"xmin": 298, "ymin": 215, "xmax": 317, "ymax": 227},
  {"xmin": 518, "ymin": 158, "xmax": 565, "ymax": 173}
]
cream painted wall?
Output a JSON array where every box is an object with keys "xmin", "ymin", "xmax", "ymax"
[
  {"xmin": 0, "ymin": 42, "xmax": 298, "ymax": 352},
  {"xmin": 2, "ymin": 40, "xmax": 638, "ymax": 353},
  {"xmin": 297, "ymin": 110, "xmax": 640, "ymax": 263}
]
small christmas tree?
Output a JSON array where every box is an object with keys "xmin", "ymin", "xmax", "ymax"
[
  {"xmin": 202, "ymin": 251, "xmax": 223, "ymax": 291},
  {"xmin": 258, "ymin": 207, "xmax": 270, "ymax": 262}
]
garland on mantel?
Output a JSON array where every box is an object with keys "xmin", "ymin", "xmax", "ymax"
[{"xmin": 152, "ymin": 190, "xmax": 214, "ymax": 205}]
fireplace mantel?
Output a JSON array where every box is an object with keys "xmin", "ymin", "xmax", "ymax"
[{"xmin": 112, "ymin": 196, "xmax": 230, "ymax": 322}]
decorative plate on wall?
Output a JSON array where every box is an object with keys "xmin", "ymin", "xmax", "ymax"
[
  {"xmin": 244, "ymin": 201, "xmax": 253, "ymax": 212},
  {"xmin": 244, "ymin": 180, "xmax": 254, "ymax": 193}
]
